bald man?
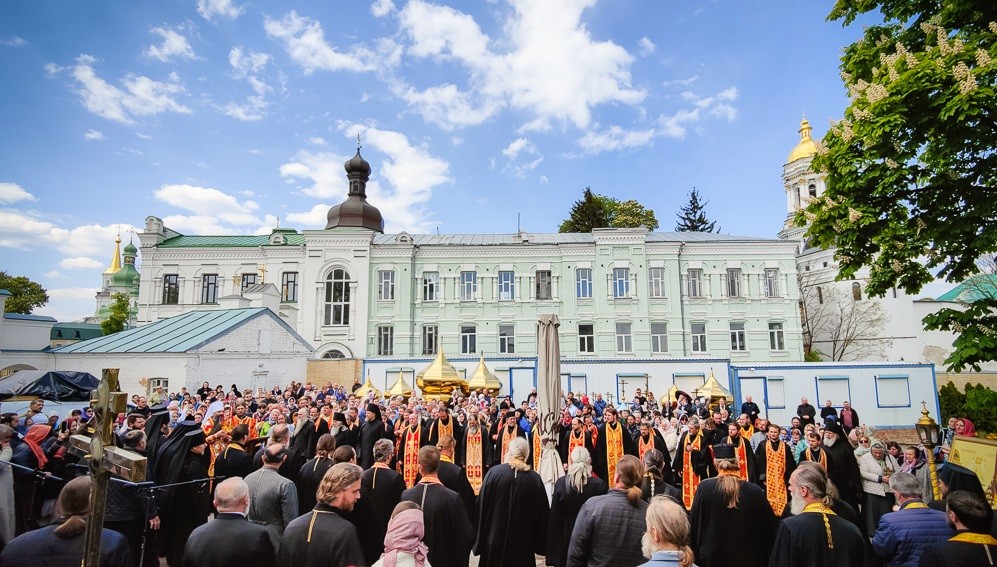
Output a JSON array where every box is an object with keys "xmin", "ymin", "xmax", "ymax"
[{"xmin": 183, "ymin": 478, "xmax": 276, "ymax": 567}]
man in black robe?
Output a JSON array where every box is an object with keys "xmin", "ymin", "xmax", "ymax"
[
  {"xmin": 672, "ymin": 416, "xmax": 715, "ymax": 510},
  {"xmin": 559, "ymin": 417, "xmax": 595, "ymax": 471},
  {"xmin": 769, "ymin": 461, "xmax": 865, "ymax": 567},
  {"xmin": 720, "ymin": 421, "xmax": 757, "ymax": 483},
  {"xmin": 287, "ymin": 408, "xmax": 315, "ymax": 469},
  {"xmin": 278, "ymin": 462, "xmax": 365, "ymax": 567},
  {"xmin": 357, "ymin": 402, "xmax": 389, "ymax": 470},
  {"xmin": 753, "ymin": 422, "xmax": 796, "ymax": 517},
  {"xmin": 689, "ymin": 444, "xmax": 775, "ymax": 567},
  {"xmin": 821, "ymin": 419, "xmax": 862, "ymax": 510},
  {"xmin": 918, "ymin": 490, "xmax": 997, "ymax": 567},
  {"xmin": 214, "ymin": 424, "xmax": 254, "ymax": 480},
  {"xmin": 475, "ymin": 437, "xmax": 549, "ymax": 567},
  {"xmin": 183, "ymin": 477, "xmax": 276, "ymax": 567},
  {"xmin": 436, "ymin": 434, "xmax": 476, "ymax": 524},
  {"xmin": 635, "ymin": 420, "xmax": 673, "ymax": 485},
  {"xmin": 360, "ymin": 438, "xmax": 405, "ymax": 545},
  {"xmin": 492, "ymin": 410, "xmax": 527, "ymax": 467},
  {"xmin": 401, "ymin": 445, "xmax": 474, "ymax": 567},
  {"xmin": 331, "ymin": 412, "xmax": 353, "ymax": 450},
  {"xmin": 546, "ymin": 446, "xmax": 607, "ymax": 567},
  {"xmin": 158, "ymin": 429, "xmax": 211, "ymax": 567},
  {"xmin": 593, "ymin": 407, "xmax": 635, "ymax": 483},
  {"xmin": 796, "ymin": 397, "xmax": 816, "ymax": 428},
  {"xmin": 425, "ymin": 406, "xmax": 463, "ymax": 454}
]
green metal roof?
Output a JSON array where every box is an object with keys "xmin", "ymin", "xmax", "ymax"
[
  {"xmin": 936, "ymin": 274, "xmax": 997, "ymax": 302},
  {"xmin": 159, "ymin": 234, "xmax": 306, "ymax": 248},
  {"xmin": 53, "ymin": 308, "xmax": 313, "ymax": 353},
  {"xmin": 51, "ymin": 323, "xmax": 103, "ymax": 341}
]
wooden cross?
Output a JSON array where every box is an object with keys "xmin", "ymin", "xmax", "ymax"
[{"xmin": 67, "ymin": 369, "xmax": 148, "ymax": 567}]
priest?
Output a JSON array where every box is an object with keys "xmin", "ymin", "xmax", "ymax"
[
  {"xmin": 397, "ymin": 409, "xmax": 425, "ymax": 488},
  {"xmin": 400, "ymin": 446, "xmax": 474, "ymax": 567},
  {"xmin": 769, "ymin": 462, "xmax": 866, "ymax": 567},
  {"xmin": 593, "ymin": 407, "xmax": 635, "ymax": 483},
  {"xmin": 635, "ymin": 419, "xmax": 673, "ymax": 485},
  {"xmin": 425, "ymin": 406, "xmax": 463, "ymax": 453},
  {"xmin": 493, "ymin": 410, "xmax": 527, "ymax": 467},
  {"xmin": 671, "ymin": 416, "xmax": 714, "ymax": 510},
  {"xmin": 918, "ymin": 490, "xmax": 997, "ymax": 567},
  {"xmin": 720, "ymin": 422, "xmax": 757, "ymax": 483},
  {"xmin": 821, "ymin": 419, "xmax": 863, "ymax": 511},
  {"xmin": 753, "ymin": 422, "xmax": 796, "ymax": 517},
  {"xmin": 463, "ymin": 411, "xmax": 489, "ymax": 495},
  {"xmin": 357, "ymin": 402, "xmax": 390, "ymax": 470},
  {"xmin": 559, "ymin": 417, "xmax": 595, "ymax": 471}
]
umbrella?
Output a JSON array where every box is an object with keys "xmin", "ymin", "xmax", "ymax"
[{"xmin": 536, "ymin": 314, "xmax": 565, "ymax": 496}]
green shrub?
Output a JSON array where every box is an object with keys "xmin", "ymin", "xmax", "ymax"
[
  {"xmin": 963, "ymin": 383, "xmax": 997, "ymax": 434},
  {"xmin": 939, "ymin": 381, "xmax": 966, "ymax": 423}
]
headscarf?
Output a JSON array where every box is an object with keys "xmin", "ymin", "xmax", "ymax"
[
  {"xmin": 958, "ymin": 418, "xmax": 976, "ymax": 437},
  {"xmin": 381, "ymin": 508, "xmax": 428, "ymax": 567},
  {"xmin": 24, "ymin": 424, "xmax": 51, "ymax": 469}
]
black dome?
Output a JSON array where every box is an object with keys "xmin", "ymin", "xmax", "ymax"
[{"xmin": 325, "ymin": 148, "xmax": 383, "ymax": 232}]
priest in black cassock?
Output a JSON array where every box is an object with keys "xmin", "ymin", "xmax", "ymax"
[
  {"xmin": 296, "ymin": 433, "xmax": 336, "ymax": 513},
  {"xmin": 361, "ymin": 438, "xmax": 405, "ymax": 543},
  {"xmin": 720, "ymin": 421, "xmax": 757, "ymax": 483},
  {"xmin": 358, "ymin": 402, "xmax": 390, "ymax": 469},
  {"xmin": 918, "ymin": 490, "xmax": 997, "ymax": 567},
  {"xmin": 672, "ymin": 416, "xmax": 715, "ymax": 510},
  {"xmin": 492, "ymin": 410, "xmax": 527, "ymax": 467},
  {"xmin": 635, "ymin": 420, "xmax": 673, "ymax": 485},
  {"xmin": 768, "ymin": 461, "xmax": 865, "ymax": 567},
  {"xmin": 689, "ymin": 443, "xmax": 775, "ymax": 567},
  {"xmin": 158, "ymin": 430, "xmax": 211, "ymax": 567},
  {"xmin": 436, "ymin": 434, "xmax": 476, "ymax": 524},
  {"xmin": 475, "ymin": 436, "xmax": 549, "ymax": 567},
  {"xmin": 546, "ymin": 446, "xmax": 606, "ymax": 567},
  {"xmin": 400, "ymin": 445, "xmax": 474, "ymax": 567},
  {"xmin": 593, "ymin": 407, "xmax": 635, "ymax": 483},
  {"xmin": 277, "ymin": 462, "xmax": 365, "ymax": 567},
  {"xmin": 820, "ymin": 419, "xmax": 862, "ymax": 511},
  {"xmin": 425, "ymin": 406, "xmax": 463, "ymax": 453},
  {"xmin": 559, "ymin": 417, "xmax": 595, "ymax": 471}
]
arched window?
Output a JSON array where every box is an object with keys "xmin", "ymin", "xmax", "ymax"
[
  {"xmin": 852, "ymin": 282, "xmax": 862, "ymax": 301},
  {"xmin": 324, "ymin": 269, "xmax": 351, "ymax": 325},
  {"xmin": 322, "ymin": 350, "xmax": 345, "ymax": 359},
  {"xmin": 808, "ymin": 184, "xmax": 817, "ymax": 198}
]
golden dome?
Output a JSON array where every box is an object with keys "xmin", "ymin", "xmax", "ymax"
[
  {"xmin": 693, "ymin": 370, "xmax": 734, "ymax": 408},
  {"xmin": 386, "ymin": 371, "xmax": 414, "ymax": 401},
  {"xmin": 787, "ymin": 116, "xmax": 817, "ymax": 163},
  {"xmin": 416, "ymin": 346, "xmax": 469, "ymax": 402},
  {"xmin": 103, "ymin": 235, "xmax": 122, "ymax": 275},
  {"xmin": 659, "ymin": 384, "xmax": 679, "ymax": 408},
  {"xmin": 354, "ymin": 375, "xmax": 382, "ymax": 399},
  {"xmin": 467, "ymin": 352, "xmax": 503, "ymax": 396}
]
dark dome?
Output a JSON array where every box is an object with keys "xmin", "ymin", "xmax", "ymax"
[
  {"xmin": 345, "ymin": 150, "xmax": 371, "ymax": 176},
  {"xmin": 326, "ymin": 196, "xmax": 384, "ymax": 232}
]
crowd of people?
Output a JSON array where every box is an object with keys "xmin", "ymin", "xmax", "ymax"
[{"xmin": 0, "ymin": 380, "xmax": 994, "ymax": 567}]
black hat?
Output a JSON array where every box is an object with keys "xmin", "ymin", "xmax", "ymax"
[
  {"xmin": 823, "ymin": 418, "xmax": 845, "ymax": 437},
  {"xmin": 185, "ymin": 429, "xmax": 206, "ymax": 446},
  {"xmin": 366, "ymin": 403, "xmax": 382, "ymax": 420},
  {"xmin": 504, "ymin": 410, "xmax": 516, "ymax": 419},
  {"xmin": 712, "ymin": 443, "xmax": 736, "ymax": 460},
  {"xmin": 333, "ymin": 412, "xmax": 347, "ymax": 423},
  {"xmin": 938, "ymin": 462, "xmax": 986, "ymax": 499}
]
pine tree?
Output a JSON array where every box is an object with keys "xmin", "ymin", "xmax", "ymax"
[
  {"xmin": 675, "ymin": 188, "xmax": 717, "ymax": 232},
  {"xmin": 559, "ymin": 187, "xmax": 609, "ymax": 233}
]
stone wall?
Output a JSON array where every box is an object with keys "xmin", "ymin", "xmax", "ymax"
[
  {"xmin": 307, "ymin": 358, "xmax": 361, "ymax": 387},
  {"xmin": 937, "ymin": 371, "xmax": 997, "ymax": 392}
]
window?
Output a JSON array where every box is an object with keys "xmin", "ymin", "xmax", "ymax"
[
  {"xmin": 576, "ymin": 268, "xmax": 593, "ymax": 299},
  {"xmin": 769, "ymin": 322, "xmax": 785, "ymax": 351},
  {"xmin": 499, "ymin": 324, "xmax": 515, "ymax": 354},
  {"xmin": 730, "ymin": 322, "xmax": 746, "ymax": 351},
  {"xmin": 767, "ymin": 377, "xmax": 786, "ymax": 408},
  {"xmin": 691, "ymin": 322, "xmax": 707, "ymax": 353},
  {"xmin": 578, "ymin": 324, "xmax": 595, "ymax": 354},
  {"xmin": 536, "ymin": 270, "xmax": 553, "ymax": 300},
  {"xmin": 281, "ymin": 272, "xmax": 298, "ymax": 302},
  {"xmin": 460, "ymin": 325, "xmax": 477, "ymax": 354},
  {"xmin": 377, "ymin": 326, "xmax": 394, "ymax": 356},
  {"xmin": 615, "ymin": 322, "xmax": 633, "ymax": 353},
  {"xmin": 764, "ymin": 268, "xmax": 780, "ymax": 297},
  {"xmin": 852, "ymin": 282, "xmax": 862, "ymax": 301},
  {"xmin": 498, "ymin": 271, "xmax": 515, "ymax": 301},
  {"xmin": 201, "ymin": 274, "xmax": 218, "ymax": 304},
  {"xmin": 808, "ymin": 184, "xmax": 818, "ymax": 198},
  {"xmin": 687, "ymin": 269, "xmax": 704, "ymax": 298},
  {"xmin": 323, "ymin": 269, "xmax": 351, "ymax": 326},
  {"xmin": 421, "ymin": 325, "xmax": 438, "ymax": 355},
  {"xmin": 162, "ymin": 274, "xmax": 179, "ymax": 304},
  {"xmin": 460, "ymin": 271, "xmax": 477, "ymax": 301},
  {"xmin": 612, "ymin": 268, "xmax": 630, "ymax": 298},
  {"xmin": 726, "ymin": 268, "xmax": 742, "ymax": 297},
  {"xmin": 241, "ymin": 273, "xmax": 257, "ymax": 292},
  {"xmin": 648, "ymin": 268, "xmax": 666, "ymax": 298},
  {"xmin": 875, "ymin": 375, "xmax": 911, "ymax": 407},
  {"xmin": 322, "ymin": 350, "xmax": 345, "ymax": 359},
  {"xmin": 651, "ymin": 322, "xmax": 668, "ymax": 353},
  {"xmin": 422, "ymin": 271, "xmax": 439, "ymax": 302},
  {"xmin": 378, "ymin": 270, "xmax": 395, "ymax": 301}
]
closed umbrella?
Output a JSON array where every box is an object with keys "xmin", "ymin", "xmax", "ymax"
[{"xmin": 536, "ymin": 314, "xmax": 565, "ymax": 497}]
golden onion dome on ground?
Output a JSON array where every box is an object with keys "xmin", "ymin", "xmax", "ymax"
[
  {"xmin": 354, "ymin": 375, "xmax": 382, "ymax": 399},
  {"xmin": 467, "ymin": 352, "xmax": 503, "ymax": 396},
  {"xmin": 416, "ymin": 346, "xmax": 469, "ymax": 402},
  {"xmin": 694, "ymin": 370, "xmax": 734, "ymax": 407},
  {"xmin": 387, "ymin": 371, "xmax": 414, "ymax": 400},
  {"xmin": 659, "ymin": 384, "xmax": 679, "ymax": 408},
  {"xmin": 787, "ymin": 116, "xmax": 817, "ymax": 163}
]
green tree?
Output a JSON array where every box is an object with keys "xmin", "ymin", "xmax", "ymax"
[
  {"xmin": 559, "ymin": 187, "xmax": 609, "ymax": 232},
  {"xmin": 675, "ymin": 188, "xmax": 717, "ymax": 232},
  {"xmin": 101, "ymin": 293, "xmax": 131, "ymax": 335},
  {"xmin": 804, "ymin": 1, "xmax": 997, "ymax": 370},
  {"xmin": 0, "ymin": 271, "xmax": 49, "ymax": 314},
  {"xmin": 604, "ymin": 198, "xmax": 659, "ymax": 230}
]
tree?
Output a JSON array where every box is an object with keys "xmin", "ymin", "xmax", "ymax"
[
  {"xmin": 802, "ymin": 1, "xmax": 997, "ymax": 370},
  {"xmin": 559, "ymin": 187, "xmax": 609, "ymax": 232},
  {"xmin": 675, "ymin": 188, "xmax": 717, "ymax": 232},
  {"xmin": 0, "ymin": 271, "xmax": 49, "ymax": 314},
  {"xmin": 101, "ymin": 293, "xmax": 131, "ymax": 335},
  {"xmin": 604, "ymin": 198, "xmax": 659, "ymax": 230},
  {"xmin": 799, "ymin": 269, "xmax": 892, "ymax": 361}
]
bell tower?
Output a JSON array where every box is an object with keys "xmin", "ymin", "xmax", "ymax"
[{"xmin": 779, "ymin": 116, "xmax": 826, "ymax": 243}]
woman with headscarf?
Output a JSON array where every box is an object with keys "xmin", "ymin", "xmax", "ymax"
[
  {"xmin": 858, "ymin": 439, "xmax": 900, "ymax": 535},
  {"xmin": 898, "ymin": 445, "xmax": 932, "ymax": 502},
  {"xmin": 546, "ymin": 446, "xmax": 607, "ymax": 567},
  {"xmin": 371, "ymin": 501, "xmax": 431, "ymax": 567},
  {"xmin": 11, "ymin": 424, "xmax": 63, "ymax": 535},
  {"xmin": 956, "ymin": 418, "xmax": 975, "ymax": 437}
]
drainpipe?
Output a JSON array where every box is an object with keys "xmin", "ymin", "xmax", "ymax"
[
  {"xmin": 677, "ymin": 243, "xmax": 687, "ymax": 356},
  {"xmin": 410, "ymin": 245, "xmax": 418, "ymax": 356}
]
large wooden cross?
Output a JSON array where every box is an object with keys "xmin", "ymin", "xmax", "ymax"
[{"xmin": 66, "ymin": 369, "xmax": 148, "ymax": 567}]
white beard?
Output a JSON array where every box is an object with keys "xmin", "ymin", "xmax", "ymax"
[
  {"xmin": 823, "ymin": 436, "xmax": 837, "ymax": 447},
  {"xmin": 790, "ymin": 490, "xmax": 806, "ymax": 515},
  {"xmin": 641, "ymin": 532, "xmax": 654, "ymax": 559}
]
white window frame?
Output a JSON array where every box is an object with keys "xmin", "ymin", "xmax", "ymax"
[
  {"xmin": 764, "ymin": 268, "xmax": 780, "ymax": 297},
  {"xmin": 730, "ymin": 321, "xmax": 746, "ymax": 351},
  {"xmin": 578, "ymin": 323, "xmax": 595, "ymax": 354},
  {"xmin": 422, "ymin": 271, "xmax": 439, "ymax": 302},
  {"xmin": 687, "ymin": 269, "xmax": 703, "ymax": 298},
  {"xmin": 498, "ymin": 270, "xmax": 515, "ymax": 301},
  {"xmin": 421, "ymin": 325, "xmax": 438, "ymax": 355},
  {"xmin": 650, "ymin": 322, "xmax": 668, "ymax": 353},
  {"xmin": 576, "ymin": 268, "xmax": 593, "ymax": 299},
  {"xmin": 769, "ymin": 321, "xmax": 785, "ymax": 351},
  {"xmin": 460, "ymin": 325, "xmax": 477, "ymax": 354},
  {"xmin": 691, "ymin": 322, "xmax": 707, "ymax": 353},
  {"xmin": 498, "ymin": 324, "xmax": 515, "ymax": 354},
  {"xmin": 378, "ymin": 270, "xmax": 395, "ymax": 301},
  {"xmin": 324, "ymin": 269, "xmax": 351, "ymax": 326},
  {"xmin": 726, "ymin": 268, "xmax": 742, "ymax": 297},
  {"xmin": 536, "ymin": 270, "xmax": 553, "ymax": 300},
  {"xmin": 612, "ymin": 268, "xmax": 630, "ymax": 298},
  {"xmin": 615, "ymin": 322, "xmax": 633, "ymax": 353},
  {"xmin": 460, "ymin": 271, "xmax": 477, "ymax": 301},
  {"xmin": 648, "ymin": 267, "xmax": 666, "ymax": 298}
]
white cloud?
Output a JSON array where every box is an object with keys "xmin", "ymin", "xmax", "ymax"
[
  {"xmin": 37, "ymin": 287, "xmax": 102, "ymax": 322},
  {"xmin": 219, "ymin": 47, "xmax": 274, "ymax": 121},
  {"xmin": 285, "ymin": 203, "xmax": 330, "ymax": 228},
  {"xmin": 84, "ymin": 129, "xmax": 105, "ymax": 141},
  {"xmin": 57, "ymin": 54, "xmax": 190, "ymax": 124},
  {"xmin": 500, "ymin": 137, "xmax": 543, "ymax": 177},
  {"xmin": 280, "ymin": 125, "xmax": 451, "ymax": 232},
  {"xmin": 154, "ymin": 183, "xmax": 265, "ymax": 226},
  {"xmin": 371, "ymin": 0, "xmax": 395, "ymax": 17},
  {"xmin": 502, "ymin": 137, "xmax": 531, "ymax": 159},
  {"xmin": 663, "ymin": 75, "xmax": 698, "ymax": 87},
  {"xmin": 145, "ymin": 26, "xmax": 197, "ymax": 62},
  {"xmin": 59, "ymin": 257, "xmax": 104, "ymax": 270},
  {"xmin": 264, "ymin": 11, "xmax": 378, "ymax": 74},
  {"xmin": 577, "ymin": 125, "xmax": 656, "ymax": 153},
  {"xmin": 1, "ymin": 37, "xmax": 28, "ymax": 47},
  {"xmin": 0, "ymin": 182, "xmax": 38, "ymax": 204},
  {"xmin": 307, "ymin": 136, "xmax": 327, "ymax": 145},
  {"xmin": 44, "ymin": 271, "xmax": 63, "ymax": 279},
  {"xmin": 136, "ymin": 132, "xmax": 152, "ymax": 140},
  {"xmin": 229, "ymin": 47, "xmax": 270, "ymax": 78},
  {"xmin": 197, "ymin": 0, "xmax": 243, "ymax": 21},
  {"xmin": 395, "ymin": 0, "xmax": 645, "ymax": 130},
  {"xmin": 638, "ymin": 36, "xmax": 655, "ymax": 56}
]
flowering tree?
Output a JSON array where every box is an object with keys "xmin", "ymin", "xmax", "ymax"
[{"xmin": 802, "ymin": 1, "xmax": 997, "ymax": 370}]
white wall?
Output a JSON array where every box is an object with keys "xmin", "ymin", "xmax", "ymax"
[{"xmin": 1, "ymin": 319, "xmax": 54, "ymax": 351}]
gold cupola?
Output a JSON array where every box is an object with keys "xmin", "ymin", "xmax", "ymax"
[
  {"xmin": 416, "ymin": 346, "xmax": 469, "ymax": 402},
  {"xmin": 693, "ymin": 370, "xmax": 734, "ymax": 411},
  {"xmin": 354, "ymin": 373, "xmax": 383, "ymax": 399},
  {"xmin": 467, "ymin": 352, "xmax": 503, "ymax": 396},
  {"xmin": 103, "ymin": 234, "xmax": 122, "ymax": 275},
  {"xmin": 386, "ymin": 371, "xmax": 414, "ymax": 401},
  {"xmin": 787, "ymin": 115, "xmax": 818, "ymax": 163},
  {"xmin": 659, "ymin": 384, "xmax": 679, "ymax": 408}
]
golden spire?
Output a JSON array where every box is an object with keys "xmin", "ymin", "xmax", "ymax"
[
  {"xmin": 467, "ymin": 352, "xmax": 503, "ymax": 396},
  {"xmin": 103, "ymin": 234, "xmax": 122, "ymax": 275},
  {"xmin": 787, "ymin": 114, "xmax": 818, "ymax": 163}
]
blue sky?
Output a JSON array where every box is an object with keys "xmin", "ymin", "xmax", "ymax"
[{"xmin": 1, "ymin": 0, "xmax": 886, "ymax": 321}]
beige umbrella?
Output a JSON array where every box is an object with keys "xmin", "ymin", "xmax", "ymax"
[{"xmin": 536, "ymin": 314, "xmax": 565, "ymax": 493}]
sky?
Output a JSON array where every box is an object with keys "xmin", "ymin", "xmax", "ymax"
[{"xmin": 1, "ymin": 0, "xmax": 907, "ymax": 321}]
